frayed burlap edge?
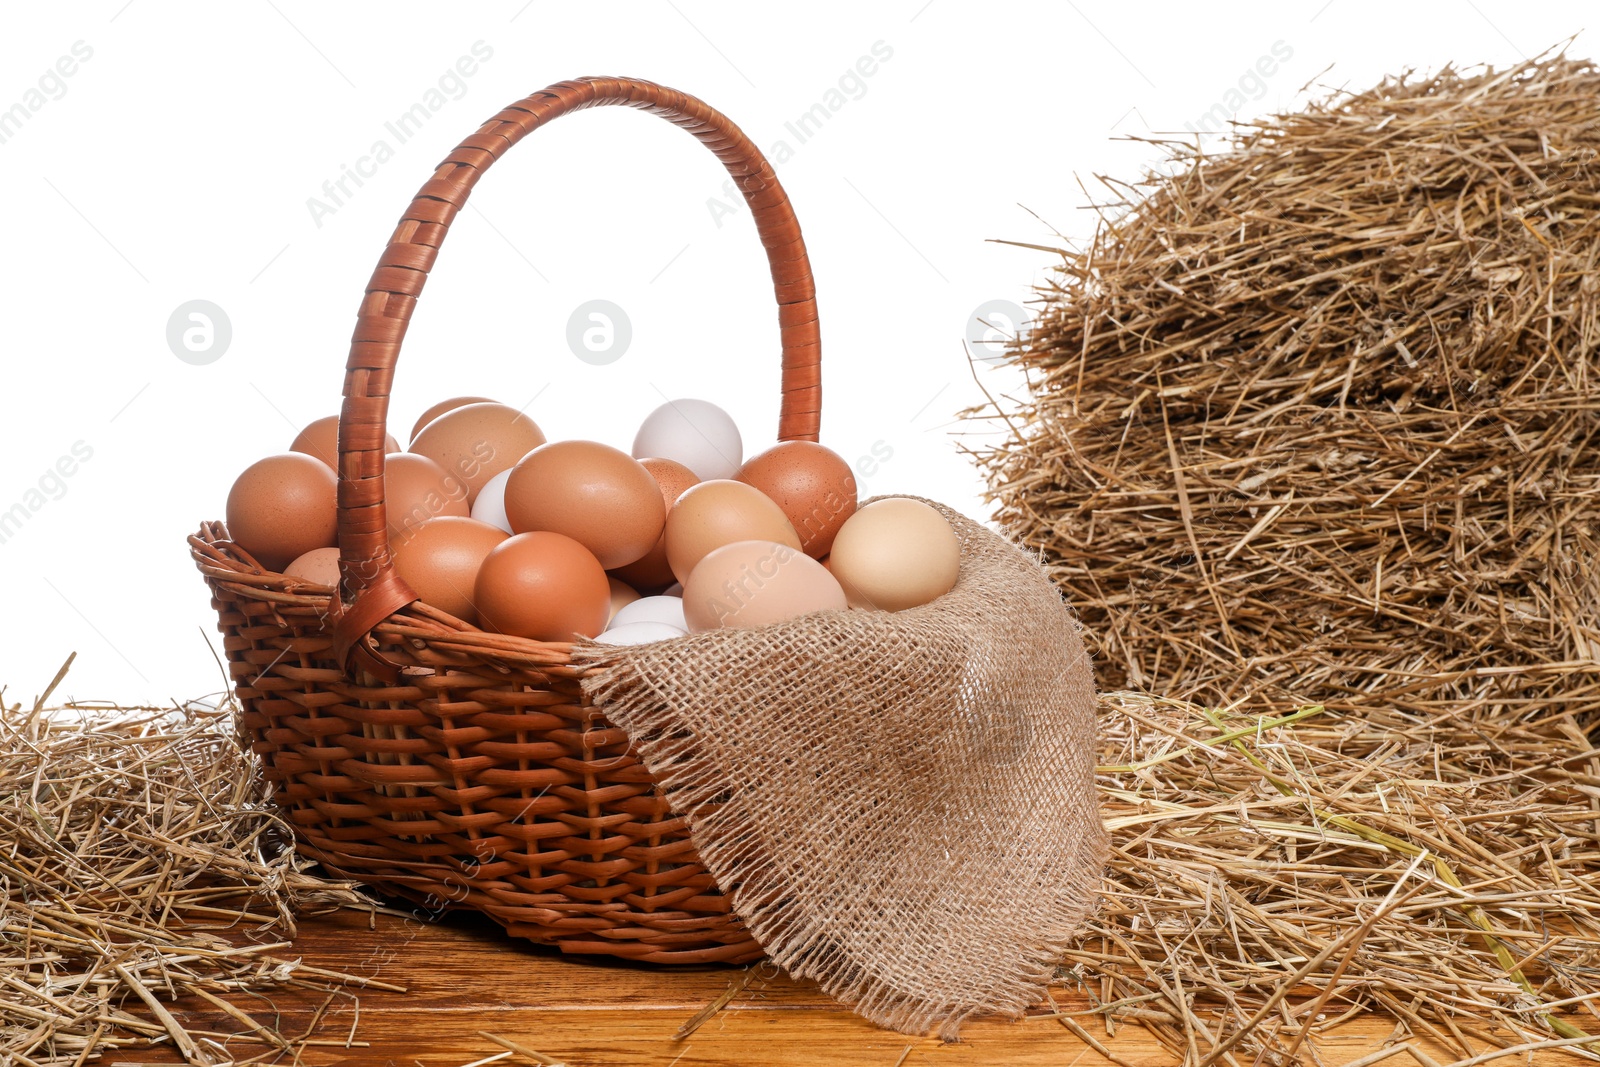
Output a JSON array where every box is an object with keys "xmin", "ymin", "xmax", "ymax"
[{"xmin": 576, "ymin": 498, "xmax": 1108, "ymax": 1039}]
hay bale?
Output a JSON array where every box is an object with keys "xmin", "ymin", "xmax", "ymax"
[
  {"xmin": 976, "ymin": 54, "xmax": 1600, "ymax": 716},
  {"xmin": 1085, "ymin": 689, "xmax": 1600, "ymax": 1063},
  {"xmin": 0, "ymin": 657, "xmax": 379, "ymax": 1063}
]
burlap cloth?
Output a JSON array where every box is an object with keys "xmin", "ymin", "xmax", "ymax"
[{"xmin": 576, "ymin": 497, "xmax": 1106, "ymax": 1038}]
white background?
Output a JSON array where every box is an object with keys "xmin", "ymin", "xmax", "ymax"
[{"xmin": 0, "ymin": 1, "xmax": 1584, "ymax": 704}]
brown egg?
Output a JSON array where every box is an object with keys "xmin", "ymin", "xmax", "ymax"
[
  {"xmin": 283, "ymin": 546, "xmax": 341, "ymax": 588},
  {"xmin": 827, "ymin": 498, "xmax": 961, "ymax": 612},
  {"xmin": 607, "ymin": 577, "xmax": 641, "ymax": 624},
  {"xmin": 683, "ymin": 540, "xmax": 846, "ymax": 632},
  {"xmin": 503, "ymin": 441, "xmax": 666, "ymax": 570},
  {"xmin": 226, "ymin": 453, "xmax": 339, "ymax": 572},
  {"xmin": 290, "ymin": 415, "xmax": 400, "ymax": 470},
  {"xmin": 410, "ymin": 396, "xmax": 496, "ymax": 443},
  {"xmin": 664, "ymin": 479, "xmax": 802, "ymax": 586},
  {"xmin": 608, "ymin": 457, "xmax": 700, "ymax": 591},
  {"xmin": 408, "ymin": 402, "xmax": 545, "ymax": 505},
  {"xmin": 390, "ymin": 516, "xmax": 507, "ymax": 624},
  {"xmin": 735, "ymin": 441, "xmax": 859, "ymax": 558},
  {"xmin": 384, "ymin": 452, "xmax": 470, "ymax": 542},
  {"xmin": 474, "ymin": 531, "xmax": 611, "ymax": 642}
]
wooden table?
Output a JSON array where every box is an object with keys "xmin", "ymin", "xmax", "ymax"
[{"xmin": 105, "ymin": 907, "xmax": 1532, "ymax": 1066}]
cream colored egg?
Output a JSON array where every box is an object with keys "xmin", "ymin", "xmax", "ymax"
[{"xmin": 826, "ymin": 498, "xmax": 960, "ymax": 612}]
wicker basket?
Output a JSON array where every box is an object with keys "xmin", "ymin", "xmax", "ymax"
[{"xmin": 190, "ymin": 76, "xmax": 824, "ymax": 965}]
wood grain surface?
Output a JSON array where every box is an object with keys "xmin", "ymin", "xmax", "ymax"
[{"xmin": 102, "ymin": 907, "xmax": 1567, "ymax": 1066}]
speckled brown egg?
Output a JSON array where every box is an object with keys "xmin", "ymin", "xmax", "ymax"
[
  {"xmin": 390, "ymin": 516, "xmax": 507, "ymax": 624},
  {"xmin": 735, "ymin": 441, "xmax": 858, "ymax": 558},
  {"xmin": 225, "ymin": 452, "xmax": 339, "ymax": 572},
  {"xmin": 290, "ymin": 415, "xmax": 399, "ymax": 470},
  {"xmin": 410, "ymin": 396, "xmax": 496, "ymax": 443},
  {"xmin": 408, "ymin": 402, "xmax": 545, "ymax": 505},
  {"xmin": 283, "ymin": 546, "xmax": 341, "ymax": 588},
  {"xmin": 474, "ymin": 531, "xmax": 611, "ymax": 642},
  {"xmin": 664, "ymin": 479, "xmax": 801, "ymax": 586},
  {"xmin": 503, "ymin": 441, "xmax": 665, "ymax": 570},
  {"xmin": 609, "ymin": 457, "xmax": 700, "ymax": 591},
  {"xmin": 384, "ymin": 452, "xmax": 469, "ymax": 542}
]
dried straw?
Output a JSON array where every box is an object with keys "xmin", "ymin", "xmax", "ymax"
[
  {"xmin": 0, "ymin": 655, "xmax": 381, "ymax": 1066},
  {"xmin": 1077, "ymin": 689, "xmax": 1600, "ymax": 1065},
  {"xmin": 8, "ymin": 653, "xmax": 1600, "ymax": 1063},
  {"xmin": 970, "ymin": 50, "xmax": 1600, "ymax": 716}
]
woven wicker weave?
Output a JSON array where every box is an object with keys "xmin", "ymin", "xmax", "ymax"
[{"xmin": 190, "ymin": 76, "xmax": 824, "ymax": 964}]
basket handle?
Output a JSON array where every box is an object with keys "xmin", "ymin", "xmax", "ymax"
[{"xmin": 330, "ymin": 76, "xmax": 822, "ymax": 674}]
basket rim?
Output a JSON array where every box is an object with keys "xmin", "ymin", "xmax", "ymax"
[{"xmin": 191, "ymin": 521, "xmax": 591, "ymax": 677}]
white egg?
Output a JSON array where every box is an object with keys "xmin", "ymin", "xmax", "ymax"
[
  {"xmin": 471, "ymin": 468, "xmax": 514, "ymax": 533},
  {"xmin": 610, "ymin": 595, "xmax": 688, "ymax": 631},
  {"xmin": 594, "ymin": 621, "xmax": 688, "ymax": 646},
  {"xmin": 663, "ymin": 582, "xmax": 683, "ymax": 597},
  {"xmin": 632, "ymin": 399, "xmax": 743, "ymax": 481}
]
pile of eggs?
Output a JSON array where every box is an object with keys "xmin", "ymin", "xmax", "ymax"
[{"xmin": 224, "ymin": 398, "xmax": 961, "ymax": 645}]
